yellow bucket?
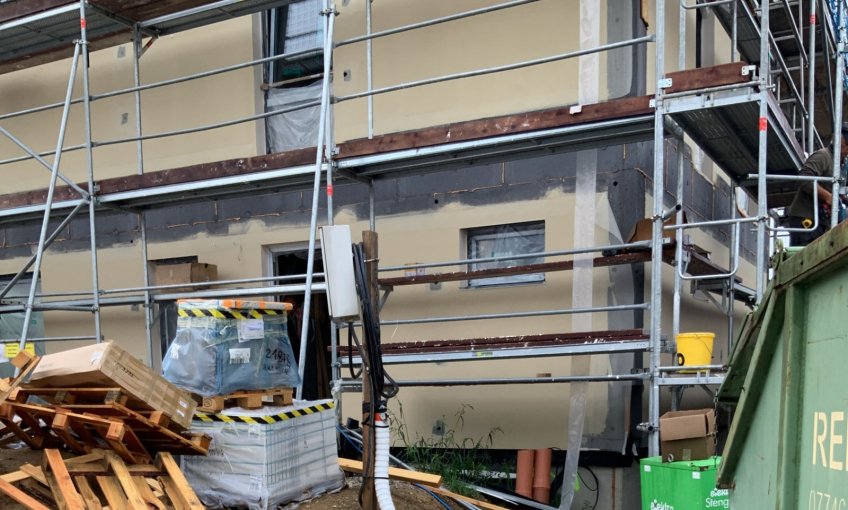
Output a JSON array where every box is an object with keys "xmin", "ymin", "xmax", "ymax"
[{"xmin": 676, "ymin": 332, "xmax": 715, "ymax": 372}]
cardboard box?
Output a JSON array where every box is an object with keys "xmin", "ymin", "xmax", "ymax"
[
  {"xmin": 627, "ymin": 214, "xmax": 686, "ymax": 244},
  {"xmin": 152, "ymin": 263, "xmax": 217, "ymax": 289},
  {"xmin": 29, "ymin": 342, "xmax": 196, "ymax": 430},
  {"xmin": 660, "ymin": 408, "xmax": 716, "ymax": 462}
]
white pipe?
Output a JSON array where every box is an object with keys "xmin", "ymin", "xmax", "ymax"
[{"xmin": 375, "ymin": 412, "xmax": 396, "ymax": 510}]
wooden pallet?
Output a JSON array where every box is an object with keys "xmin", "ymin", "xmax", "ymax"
[
  {"xmin": 0, "ymin": 448, "xmax": 205, "ymax": 510},
  {"xmin": 12, "ymin": 387, "xmax": 187, "ymax": 433},
  {"xmin": 0, "ymin": 401, "xmax": 210, "ymax": 464},
  {"xmin": 196, "ymin": 387, "xmax": 293, "ymax": 413}
]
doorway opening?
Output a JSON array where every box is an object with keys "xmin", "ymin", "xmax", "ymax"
[{"xmin": 273, "ymin": 248, "xmax": 331, "ymax": 401}]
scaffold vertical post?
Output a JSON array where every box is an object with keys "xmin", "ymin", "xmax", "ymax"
[
  {"xmin": 755, "ymin": 0, "xmax": 770, "ymax": 303},
  {"xmin": 833, "ymin": 0, "xmax": 845, "ymax": 229},
  {"xmin": 297, "ymin": 2, "xmax": 337, "ymax": 401},
  {"xmin": 649, "ymin": 0, "xmax": 666, "ymax": 457},
  {"xmin": 80, "ymin": 0, "xmax": 103, "ymax": 342}
]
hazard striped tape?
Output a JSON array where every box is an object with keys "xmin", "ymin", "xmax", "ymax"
[
  {"xmin": 178, "ymin": 308, "xmax": 282, "ymax": 320},
  {"xmin": 193, "ymin": 401, "xmax": 335, "ymax": 424}
]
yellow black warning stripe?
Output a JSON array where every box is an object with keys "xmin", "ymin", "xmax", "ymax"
[
  {"xmin": 193, "ymin": 401, "xmax": 335, "ymax": 424},
  {"xmin": 178, "ymin": 308, "xmax": 281, "ymax": 320}
]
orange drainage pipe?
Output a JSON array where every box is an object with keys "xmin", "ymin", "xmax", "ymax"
[
  {"xmin": 532, "ymin": 447, "xmax": 552, "ymax": 504},
  {"xmin": 516, "ymin": 449, "xmax": 535, "ymax": 499}
]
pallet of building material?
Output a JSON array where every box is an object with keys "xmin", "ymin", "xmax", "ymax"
[
  {"xmin": 11, "ymin": 386, "xmax": 189, "ymax": 433},
  {"xmin": 0, "ymin": 448, "xmax": 205, "ymax": 510},
  {"xmin": 0, "ymin": 401, "xmax": 210, "ymax": 464},
  {"xmin": 195, "ymin": 387, "xmax": 294, "ymax": 413}
]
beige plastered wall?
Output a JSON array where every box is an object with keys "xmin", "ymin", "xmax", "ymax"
[
  {"xmin": 0, "ymin": 1, "xmax": 747, "ymax": 448},
  {"xmin": 0, "ymin": 15, "xmax": 263, "ymax": 195}
]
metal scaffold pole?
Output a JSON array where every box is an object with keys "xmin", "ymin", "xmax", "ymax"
[
  {"xmin": 649, "ymin": 0, "xmax": 666, "ymax": 457},
  {"xmin": 296, "ymin": 2, "xmax": 337, "ymax": 402},
  {"xmin": 133, "ymin": 25, "xmax": 156, "ymax": 366},
  {"xmin": 17, "ymin": 42, "xmax": 83, "ymax": 350},
  {"xmin": 80, "ymin": 1, "xmax": 103, "ymax": 342},
  {"xmin": 833, "ymin": 0, "xmax": 846, "ymax": 229},
  {"xmin": 755, "ymin": 0, "xmax": 771, "ymax": 302}
]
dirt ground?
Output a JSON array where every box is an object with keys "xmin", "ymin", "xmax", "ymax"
[{"xmin": 0, "ymin": 443, "xmax": 466, "ymax": 510}]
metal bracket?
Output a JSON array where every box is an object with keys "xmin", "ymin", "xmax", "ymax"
[
  {"xmin": 569, "ymin": 104, "xmax": 583, "ymax": 115},
  {"xmin": 658, "ymin": 78, "xmax": 673, "ymax": 89},
  {"xmin": 636, "ymin": 422, "xmax": 658, "ymax": 433},
  {"xmin": 741, "ymin": 65, "xmax": 757, "ymax": 77},
  {"xmin": 649, "ymin": 99, "xmax": 656, "ymax": 108}
]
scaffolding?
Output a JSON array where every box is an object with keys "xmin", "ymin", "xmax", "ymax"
[{"xmin": 0, "ymin": 0, "xmax": 845, "ymax": 484}]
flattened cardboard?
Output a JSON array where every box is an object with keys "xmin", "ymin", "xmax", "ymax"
[
  {"xmin": 152, "ymin": 263, "xmax": 217, "ymax": 289},
  {"xmin": 29, "ymin": 342, "xmax": 196, "ymax": 430},
  {"xmin": 660, "ymin": 408, "xmax": 716, "ymax": 462}
]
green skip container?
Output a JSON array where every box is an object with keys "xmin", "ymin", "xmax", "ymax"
[{"xmin": 640, "ymin": 456, "xmax": 730, "ymax": 510}]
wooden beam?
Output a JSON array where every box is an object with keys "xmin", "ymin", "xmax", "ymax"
[
  {"xmin": 42, "ymin": 449, "xmax": 86, "ymax": 510},
  {"xmin": 338, "ymin": 458, "xmax": 442, "ymax": 488},
  {"xmin": 74, "ymin": 476, "xmax": 103, "ymax": 510},
  {"xmin": 96, "ymin": 476, "xmax": 129, "ymax": 510},
  {"xmin": 104, "ymin": 451, "xmax": 148, "ymax": 510},
  {"xmin": 0, "ymin": 476, "xmax": 52, "ymax": 510},
  {"xmin": 665, "ymin": 62, "xmax": 750, "ymax": 94},
  {"xmin": 154, "ymin": 452, "xmax": 204, "ymax": 510},
  {"xmin": 361, "ymin": 230, "xmax": 379, "ymax": 510},
  {"xmin": 337, "ymin": 96, "xmax": 652, "ymax": 159}
]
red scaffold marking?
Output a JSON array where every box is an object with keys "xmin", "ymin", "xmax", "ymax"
[
  {"xmin": 80, "ymin": 18, "xmax": 87, "ymax": 29},
  {"xmin": 327, "ymin": 184, "xmax": 334, "ymax": 197},
  {"xmin": 810, "ymin": 14, "xmax": 816, "ymax": 25},
  {"xmin": 759, "ymin": 117, "xmax": 767, "ymax": 132}
]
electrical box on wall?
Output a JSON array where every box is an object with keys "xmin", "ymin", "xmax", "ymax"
[{"xmin": 319, "ymin": 225, "xmax": 360, "ymax": 321}]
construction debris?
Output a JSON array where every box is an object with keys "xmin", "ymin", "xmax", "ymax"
[{"xmin": 0, "ymin": 448, "xmax": 205, "ymax": 510}]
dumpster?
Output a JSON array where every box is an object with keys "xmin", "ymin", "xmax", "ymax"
[
  {"xmin": 717, "ymin": 221, "xmax": 848, "ymax": 508},
  {"xmin": 641, "ymin": 456, "xmax": 729, "ymax": 510}
]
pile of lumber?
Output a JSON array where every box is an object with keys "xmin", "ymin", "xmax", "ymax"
[
  {"xmin": 0, "ymin": 352, "xmax": 210, "ymax": 465},
  {"xmin": 0, "ymin": 448, "xmax": 204, "ymax": 510}
]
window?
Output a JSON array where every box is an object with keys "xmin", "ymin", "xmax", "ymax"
[
  {"xmin": 267, "ymin": 0, "xmax": 325, "ymax": 85},
  {"xmin": 465, "ymin": 221, "xmax": 546, "ymax": 288}
]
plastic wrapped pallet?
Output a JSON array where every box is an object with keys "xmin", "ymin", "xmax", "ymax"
[
  {"xmin": 162, "ymin": 299, "xmax": 300, "ymax": 396},
  {"xmin": 181, "ymin": 400, "xmax": 345, "ymax": 510}
]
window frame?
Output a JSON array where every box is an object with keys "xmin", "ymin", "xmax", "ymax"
[{"xmin": 464, "ymin": 221, "xmax": 546, "ymax": 288}]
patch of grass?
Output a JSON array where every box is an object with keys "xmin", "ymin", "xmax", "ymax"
[{"xmin": 391, "ymin": 402, "xmax": 502, "ymax": 496}]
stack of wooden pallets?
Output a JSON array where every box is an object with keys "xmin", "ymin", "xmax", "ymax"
[{"xmin": 194, "ymin": 386, "xmax": 293, "ymax": 413}]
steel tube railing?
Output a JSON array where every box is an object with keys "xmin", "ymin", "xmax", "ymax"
[
  {"xmin": 376, "ymin": 303, "xmax": 649, "ymax": 326},
  {"xmin": 335, "ymin": 36, "xmax": 654, "ymax": 103},
  {"xmin": 379, "ymin": 241, "xmax": 652, "ymax": 272},
  {"xmin": 335, "ymin": 0, "xmax": 541, "ymax": 47}
]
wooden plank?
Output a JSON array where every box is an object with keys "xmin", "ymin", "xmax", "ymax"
[
  {"xmin": 337, "ymin": 458, "xmax": 442, "ymax": 488},
  {"xmin": 20, "ymin": 465, "xmax": 47, "ymax": 487},
  {"xmin": 133, "ymin": 477, "xmax": 167, "ymax": 510},
  {"xmin": 67, "ymin": 463, "xmax": 160, "ymax": 477},
  {"xmin": 0, "ymin": 476, "xmax": 52, "ymax": 510},
  {"xmin": 155, "ymin": 453, "xmax": 204, "ymax": 510},
  {"xmin": 159, "ymin": 477, "xmax": 188, "ymax": 510},
  {"xmin": 426, "ymin": 486, "xmax": 510, "ymax": 510},
  {"xmin": 104, "ymin": 451, "xmax": 148, "ymax": 510},
  {"xmin": 337, "ymin": 96, "xmax": 653, "ymax": 159},
  {"xmin": 96, "ymin": 476, "xmax": 128, "ymax": 510},
  {"xmin": 43, "ymin": 448, "xmax": 86, "ymax": 510},
  {"xmin": 75, "ymin": 476, "xmax": 103, "ymax": 510},
  {"xmin": 665, "ymin": 62, "xmax": 750, "ymax": 94}
]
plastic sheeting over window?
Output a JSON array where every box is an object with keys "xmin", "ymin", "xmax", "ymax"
[
  {"xmin": 465, "ymin": 221, "xmax": 545, "ymax": 287},
  {"xmin": 266, "ymin": 79, "xmax": 322, "ymax": 153},
  {"xmin": 0, "ymin": 276, "xmax": 45, "ymax": 376}
]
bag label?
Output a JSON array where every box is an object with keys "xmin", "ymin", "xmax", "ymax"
[
  {"xmin": 238, "ymin": 319, "xmax": 265, "ymax": 342},
  {"xmin": 229, "ymin": 348, "xmax": 251, "ymax": 365}
]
